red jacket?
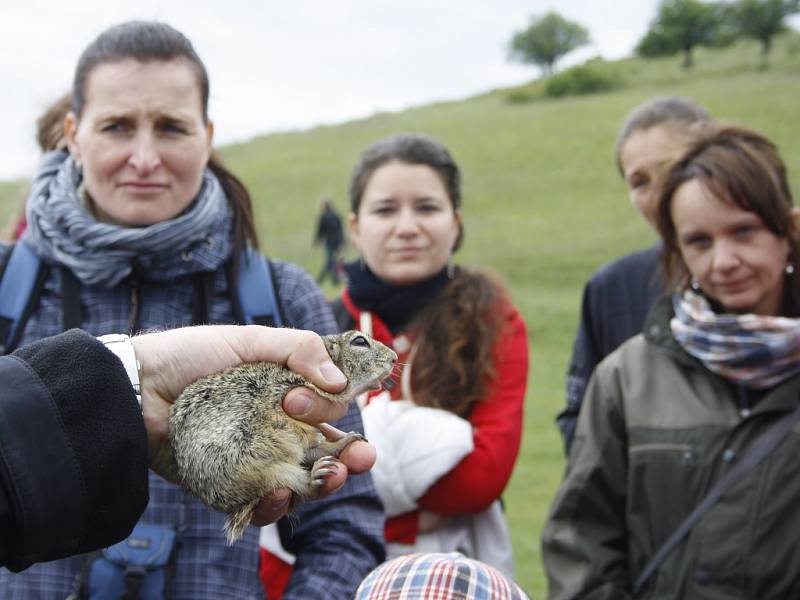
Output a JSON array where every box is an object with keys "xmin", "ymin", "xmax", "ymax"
[{"xmin": 339, "ymin": 288, "xmax": 529, "ymax": 543}]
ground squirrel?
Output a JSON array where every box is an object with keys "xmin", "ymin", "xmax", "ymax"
[{"xmin": 169, "ymin": 330, "xmax": 397, "ymax": 542}]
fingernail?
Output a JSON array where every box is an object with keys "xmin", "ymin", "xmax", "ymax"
[
  {"xmin": 285, "ymin": 393, "xmax": 313, "ymax": 416},
  {"xmin": 321, "ymin": 360, "xmax": 347, "ymax": 385}
]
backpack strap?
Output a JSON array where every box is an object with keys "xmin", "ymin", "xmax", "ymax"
[
  {"xmin": 633, "ymin": 402, "xmax": 800, "ymax": 594},
  {"xmin": 229, "ymin": 248, "xmax": 284, "ymax": 328},
  {"xmin": 0, "ymin": 243, "xmax": 47, "ymax": 354},
  {"xmin": 61, "ymin": 267, "xmax": 83, "ymax": 331}
]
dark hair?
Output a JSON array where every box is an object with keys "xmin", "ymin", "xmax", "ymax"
[
  {"xmin": 70, "ymin": 20, "xmax": 258, "ymax": 251},
  {"xmin": 657, "ymin": 124, "xmax": 799, "ymax": 312},
  {"xmin": 349, "ymin": 133, "xmax": 463, "ymax": 250},
  {"xmin": 615, "ymin": 96, "xmax": 712, "ymax": 176},
  {"xmin": 72, "ymin": 21, "xmax": 209, "ymax": 120}
]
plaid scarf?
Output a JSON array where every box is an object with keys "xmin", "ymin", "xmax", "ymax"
[{"xmin": 671, "ymin": 290, "xmax": 800, "ymax": 389}]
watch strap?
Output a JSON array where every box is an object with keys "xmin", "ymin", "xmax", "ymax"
[{"xmin": 97, "ymin": 334, "xmax": 142, "ymax": 409}]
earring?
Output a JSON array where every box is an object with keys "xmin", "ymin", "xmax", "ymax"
[
  {"xmin": 786, "ymin": 263, "xmax": 795, "ymax": 275},
  {"xmin": 446, "ymin": 262, "xmax": 455, "ymax": 279},
  {"xmin": 359, "ymin": 256, "xmax": 366, "ymax": 271},
  {"xmin": 690, "ymin": 279, "xmax": 701, "ymax": 291}
]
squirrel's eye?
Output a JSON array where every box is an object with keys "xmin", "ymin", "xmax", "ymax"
[{"xmin": 350, "ymin": 334, "xmax": 370, "ymax": 348}]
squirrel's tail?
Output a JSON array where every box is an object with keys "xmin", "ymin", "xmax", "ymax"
[{"xmin": 225, "ymin": 499, "xmax": 259, "ymax": 544}]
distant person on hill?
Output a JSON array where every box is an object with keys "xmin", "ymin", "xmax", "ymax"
[
  {"xmin": 314, "ymin": 197, "xmax": 345, "ymax": 284},
  {"xmin": 0, "ymin": 20, "xmax": 383, "ymax": 600},
  {"xmin": 543, "ymin": 123, "xmax": 800, "ymax": 599},
  {"xmin": 556, "ymin": 96, "xmax": 712, "ymax": 454}
]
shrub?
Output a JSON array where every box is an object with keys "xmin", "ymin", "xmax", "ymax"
[
  {"xmin": 544, "ymin": 64, "xmax": 624, "ymax": 98},
  {"xmin": 506, "ymin": 87, "xmax": 540, "ymax": 104}
]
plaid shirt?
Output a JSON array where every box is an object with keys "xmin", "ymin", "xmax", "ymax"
[{"xmin": 0, "ymin": 251, "xmax": 385, "ymax": 599}]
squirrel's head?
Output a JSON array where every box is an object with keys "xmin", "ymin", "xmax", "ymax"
[{"xmin": 322, "ymin": 331, "xmax": 397, "ymax": 396}]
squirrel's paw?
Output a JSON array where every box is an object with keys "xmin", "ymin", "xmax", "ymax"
[
  {"xmin": 319, "ymin": 431, "xmax": 367, "ymax": 457},
  {"xmin": 310, "ymin": 456, "xmax": 339, "ymax": 489}
]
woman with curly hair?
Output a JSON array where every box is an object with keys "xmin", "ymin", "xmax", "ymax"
[
  {"xmin": 336, "ymin": 133, "xmax": 528, "ymax": 576},
  {"xmin": 261, "ymin": 133, "xmax": 528, "ymax": 591}
]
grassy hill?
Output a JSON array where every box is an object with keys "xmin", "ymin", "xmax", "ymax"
[
  {"xmin": 220, "ymin": 34, "xmax": 799, "ymax": 595},
  {"xmin": 3, "ymin": 32, "xmax": 799, "ymax": 596}
]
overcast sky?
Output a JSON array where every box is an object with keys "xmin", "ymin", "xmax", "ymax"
[{"xmin": 0, "ymin": 0, "xmax": 666, "ymax": 180}]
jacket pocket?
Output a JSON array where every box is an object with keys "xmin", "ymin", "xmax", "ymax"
[{"xmin": 626, "ymin": 442, "xmax": 705, "ymax": 571}]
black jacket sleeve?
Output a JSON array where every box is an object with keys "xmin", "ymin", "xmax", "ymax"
[
  {"xmin": 0, "ymin": 329, "xmax": 149, "ymax": 571},
  {"xmin": 557, "ymin": 281, "xmax": 601, "ymax": 454}
]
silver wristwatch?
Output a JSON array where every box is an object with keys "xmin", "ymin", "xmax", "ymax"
[{"xmin": 98, "ymin": 334, "xmax": 142, "ymax": 409}]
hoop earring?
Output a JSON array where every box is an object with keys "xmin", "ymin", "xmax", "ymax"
[{"xmin": 786, "ymin": 263, "xmax": 795, "ymax": 275}]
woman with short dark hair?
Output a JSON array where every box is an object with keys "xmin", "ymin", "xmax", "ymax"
[{"xmin": 558, "ymin": 96, "xmax": 713, "ymax": 453}]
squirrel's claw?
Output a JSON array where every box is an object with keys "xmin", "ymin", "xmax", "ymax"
[{"xmin": 310, "ymin": 456, "xmax": 339, "ymax": 487}]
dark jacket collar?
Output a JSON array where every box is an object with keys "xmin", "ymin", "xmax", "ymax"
[{"xmin": 643, "ymin": 294, "xmax": 690, "ymax": 362}]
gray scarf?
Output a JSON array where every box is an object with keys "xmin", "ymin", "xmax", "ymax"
[{"xmin": 23, "ymin": 150, "xmax": 233, "ymax": 287}]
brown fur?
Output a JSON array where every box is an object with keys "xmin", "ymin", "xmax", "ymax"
[{"xmin": 168, "ymin": 331, "xmax": 396, "ymax": 543}]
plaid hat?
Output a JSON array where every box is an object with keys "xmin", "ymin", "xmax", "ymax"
[{"xmin": 354, "ymin": 552, "xmax": 530, "ymax": 600}]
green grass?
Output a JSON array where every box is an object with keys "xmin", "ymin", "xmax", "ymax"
[{"xmin": 3, "ymin": 32, "xmax": 800, "ymax": 597}]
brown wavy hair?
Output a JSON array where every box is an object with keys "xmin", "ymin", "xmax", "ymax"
[
  {"xmin": 350, "ymin": 134, "xmax": 509, "ymax": 417},
  {"xmin": 409, "ymin": 267, "xmax": 510, "ymax": 418}
]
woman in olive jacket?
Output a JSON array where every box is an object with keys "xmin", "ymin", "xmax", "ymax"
[{"xmin": 543, "ymin": 124, "xmax": 800, "ymax": 599}]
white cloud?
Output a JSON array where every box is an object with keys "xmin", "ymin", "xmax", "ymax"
[{"xmin": 0, "ymin": 0, "xmax": 660, "ymax": 180}]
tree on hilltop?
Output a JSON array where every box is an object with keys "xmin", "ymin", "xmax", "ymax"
[
  {"xmin": 508, "ymin": 12, "xmax": 590, "ymax": 75},
  {"xmin": 733, "ymin": 0, "xmax": 800, "ymax": 64},
  {"xmin": 636, "ymin": 0, "xmax": 725, "ymax": 68}
]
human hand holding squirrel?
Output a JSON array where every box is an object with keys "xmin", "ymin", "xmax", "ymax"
[
  {"xmin": 131, "ymin": 325, "xmax": 378, "ymax": 526},
  {"xmin": 168, "ymin": 330, "xmax": 397, "ymax": 542}
]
